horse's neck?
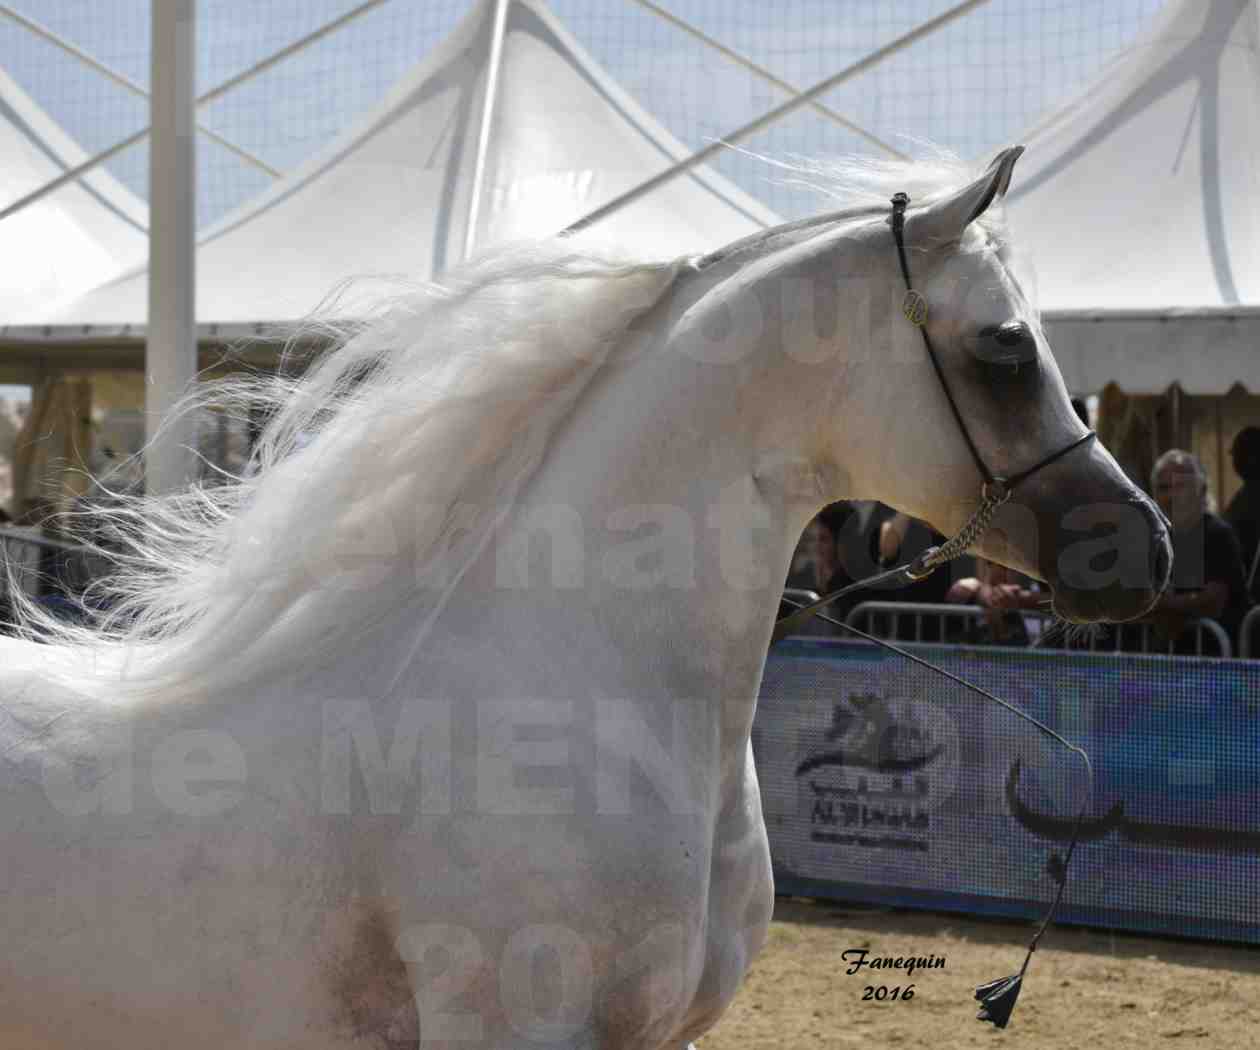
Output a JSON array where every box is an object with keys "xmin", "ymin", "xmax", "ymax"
[
  {"xmin": 435, "ymin": 283, "xmax": 832, "ymax": 694},
  {"xmin": 339, "ymin": 251, "xmax": 876, "ymax": 703}
]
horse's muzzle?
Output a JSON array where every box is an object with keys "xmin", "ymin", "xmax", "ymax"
[{"xmin": 1049, "ymin": 496, "xmax": 1173, "ymax": 625}]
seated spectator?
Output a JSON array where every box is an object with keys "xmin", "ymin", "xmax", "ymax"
[
  {"xmin": 1224, "ymin": 426, "xmax": 1260, "ymax": 601},
  {"xmin": 778, "ymin": 501, "xmax": 862, "ymax": 634},
  {"xmin": 1123, "ymin": 449, "xmax": 1250, "ymax": 654},
  {"xmin": 813, "ymin": 501, "xmax": 891, "ymax": 628},
  {"xmin": 813, "ymin": 502, "xmax": 858, "ymax": 594},
  {"xmin": 945, "ymin": 558, "xmax": 1042, "ymax": 647},
  {"xmin": 783, "ymin": 503, "xmax": 959, "ymax": 642}
]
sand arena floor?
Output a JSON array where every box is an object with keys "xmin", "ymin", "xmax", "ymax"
[{"xmin": 700, "ymin": 898, "xmax": 1260, "ymax": 1050}]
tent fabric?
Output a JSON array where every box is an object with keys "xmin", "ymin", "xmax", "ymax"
[
  {"xmin": 1007, "ymin": 0, "xmax": 1260, "ymax": 394},
  {"xmin": 1046, "ymin": 305, "xmax": 1260, "ymax": 397},
  {"xmin": 2, "ymin": 0, "xmax": 777, "ymax": 341},
  {"xmin": 0, "ymin": 68, "xmax": 148, "ymax": 319}
]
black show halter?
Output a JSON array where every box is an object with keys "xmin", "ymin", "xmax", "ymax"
[
  {"xmin": 771, "ymin": 192, "xmax": 1099, "ymax": 1029},
  {"xmin": 773, "ymin": 192, "xmax": 1096, "ymax": 647}
]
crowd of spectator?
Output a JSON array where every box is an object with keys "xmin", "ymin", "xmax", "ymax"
[{"xmin": 784, "ymin": 422, "xmax": 1260, "ymax": 659}]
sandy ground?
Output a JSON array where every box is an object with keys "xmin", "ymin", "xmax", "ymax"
[{"xmin": 699, "ymin": 897, "xmax": 1260, "ymax": 1050}]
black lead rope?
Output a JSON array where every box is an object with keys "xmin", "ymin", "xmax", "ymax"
[
  {"xmin": 770, "ymin": 192, "xmax": 1101, "ymax": 1029},
  {"xmin": 775, "ymin": 591, "xmax": 1092, "ymax": 1029}
]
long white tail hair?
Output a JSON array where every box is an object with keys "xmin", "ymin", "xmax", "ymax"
[{"xmin": 13, "ymin": 240, "xmax": 685, "ymax": 703}]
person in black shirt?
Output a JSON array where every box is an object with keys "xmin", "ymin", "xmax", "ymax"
[
  {"xmin": 1224, "ymin": 426, "xmax": 1260, "ymax": 602},
  {"xmin": 777, "ymin": 501, "xmax": 862, "ymax": 634},
  {"xmin": 813, "ymin": 501, "xmax": 881, "ymax": 628},
  {"xmin": 812, "ymin": 502, "xmax": 858, "ymax": 591},
  {"xmin": 1131, "ymin": 450, "xmax": 1250, "ymax": 654}
]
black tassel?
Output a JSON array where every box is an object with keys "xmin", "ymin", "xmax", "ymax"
[{"xmin": 974, "ymin": 973, "xmax": 1023, "ymax": 1029}]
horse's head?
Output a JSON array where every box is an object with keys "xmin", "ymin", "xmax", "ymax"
[
  {"xmin": 720, "ymin": 148, "xmax": 1170, "ymax": 624},
  {"xmin": 861, "ymin": 147, "xmax": 1170, "ymax": 624}
]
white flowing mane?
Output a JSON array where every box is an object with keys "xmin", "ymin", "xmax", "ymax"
[
  {"xmin": 17, "ymin": 241, "xmax": 685, "ymax": 700},
  {"xmin": 14, "ymin": 151, "xmax": 1018, "ymax": 702}
]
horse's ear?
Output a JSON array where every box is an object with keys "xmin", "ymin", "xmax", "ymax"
[{"xmin": 911, "ymin": 146, "xmax": 1024, "ymax": 246}]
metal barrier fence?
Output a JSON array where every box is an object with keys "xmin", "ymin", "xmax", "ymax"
[
  {"xmin": 0, "ymin": 526, "xmax": 108, "ymax": 626},
  {"xmin": 1241, "ymin": 606, "xmax": 1260, "ymax": 660},
  {"xmin": 783, "ymin": 588, "xmax": 821, "ymax": 607},
  {"xmin": 841, "ymin": 600, "xmax": 1233, "ymax": 659},
  {"xmin": 779, "ymin": 588, "xmax": 835, "ymax": 638}
]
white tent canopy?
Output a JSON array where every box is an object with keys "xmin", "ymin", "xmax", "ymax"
[
  {"xmin": 0, "ymin": 67, "xmax": 147, "ymax": 320},
  {"xmin": 2, "ymin": 0, "xmax": 778, "ymax": 343},
  {"xmin": 1007, "ymin": 0, "xmax": 1260, "ymax": 395}
]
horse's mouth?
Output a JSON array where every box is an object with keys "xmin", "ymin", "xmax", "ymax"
[
  {"xmin": 1049, "ymin": 596, "xmax": 1105, "ymax": 627},
  {"xmin": 1049, "ymin": 580, "xmax": 1166, "ymax": 627},
  {"xmin": 1045, "ymin": 511, "xmax": 1172, "ymax": 626}
]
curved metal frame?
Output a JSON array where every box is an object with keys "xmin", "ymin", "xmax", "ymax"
[{"xmin": 1241, "ymin": 606, "xmax": 1260, "ymax": 660}]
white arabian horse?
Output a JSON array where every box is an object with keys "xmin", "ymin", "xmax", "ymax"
[{"xmin": 0, "ymin": 148, "xmax": 1169, "ymax": 1049}]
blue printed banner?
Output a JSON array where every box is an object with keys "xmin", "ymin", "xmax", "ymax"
[{"xmin": 754, "ymin": 639, "xmax": 1260, "ymax": 944}]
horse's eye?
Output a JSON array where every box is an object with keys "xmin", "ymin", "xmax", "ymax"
[{"xmin": 972, "ymin": 321, "xmax": 1037, "ymax": 368}]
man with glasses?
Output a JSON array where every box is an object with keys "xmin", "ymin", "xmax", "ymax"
[{"xmin": 1134, "ymin": 449, "xmax": 1250, "ymax": 655}]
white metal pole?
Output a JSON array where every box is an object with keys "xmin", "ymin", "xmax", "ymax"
[
  {"xmin": 463, "ymin": 0, "xmax": 511, "ymax": 261},
  {"xmin": 0, "ymin": 3, "xmax": 279, "ymax": 177},
  {"xmin": 146, "ymin": 0, "xmax": 198, "ymax": 496},
  {"xmin": 0, "ymin": 0, "xmax": 392, "ymax": 225}
]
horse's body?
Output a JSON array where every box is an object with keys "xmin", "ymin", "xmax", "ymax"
[{"xmin": 0, "ymin": 151, "xmax": 1170, "ymax": 1049}]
